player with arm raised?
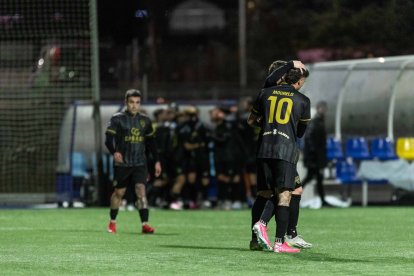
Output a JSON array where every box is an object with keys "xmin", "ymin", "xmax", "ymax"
[
  {"xmin": 249, "ymin": 60, "xmax": 312, "ymax": 250},
  {"xmin": 250, "ymin": 67, "xmax": 311, "ymax": 253}
]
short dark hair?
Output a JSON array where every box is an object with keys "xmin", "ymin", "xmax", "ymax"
[
  {"xmin": 125, "ymin": 89, "xmax": 142, "ymax": 101},
  {"xmin": 284, "ymin": 68, "xmax": 310, "ymax": 84}
]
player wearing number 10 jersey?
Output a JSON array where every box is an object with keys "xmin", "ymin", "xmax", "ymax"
[
  {"xmin": 252, "ymin": 78, "xmax": 310, "ymax": 163},
  {"xmin": 249, "ymin": 67, "xmax": 310, "ymax": 253}
]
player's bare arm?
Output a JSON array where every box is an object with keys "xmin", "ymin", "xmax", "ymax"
[{"xmin": 154, "ymin": 161, "xmax": 162, "ymax": 177}]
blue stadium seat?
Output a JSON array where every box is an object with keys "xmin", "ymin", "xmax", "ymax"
[
  {"xmin": 107, "ymin": 155, "xmax": 114, "ymax": 180},
  {"xmin": 56, "ymin": 151, "xmax": 87, "ymax": 202},
  {"xmin": 91, "ymin": 153, "xmax": 114, "ymax": 180},
  {"xmin": 71, "ymin": 151, "xmax": 87, "ymax": 177},
  {"xmin": 327, "ymin": 137, "xmax": 344, "ymax": 160},
  {"xmin": 346, "ymin": 137, "xmax": 371, "ymax": 160},
  {"xmin": 371, "ymin": 138, "xmax": 397, "ymax": 160},
  {"xmin": 335, "ymin": 159, "xmax": 362, "ymax": 184}
]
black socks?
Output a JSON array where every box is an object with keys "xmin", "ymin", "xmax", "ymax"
[
  {"xmin": 275, "ymin": 206, "xmax": 289, "ymax": 243},
  {"xmin": 111, "ymin": 207, "xmax": 149, "ymax": 224},
  {"xmin": 110, "ymin": 209, "xmax": 118, "ymax": 221},
  {"xmin": 251, "ymin": 195, "xmax": 267, "ymax": 240},
  {"xmin": 139, "ymin": 208, "xmax": 149, "ymax": 223},
  {"xmin": 287, "ymin": 194, "xmax": 301, "ymax": 238},
  {"xmin": 260, "ymin": 196, "xmax": 278, "ymax": 225}
]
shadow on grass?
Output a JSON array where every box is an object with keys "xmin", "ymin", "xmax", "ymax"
[
  {"xmin": 122, "ymin": 232, "xmax": 180, "ymax": 236},
  {"xmin": 38, "ymin": 229, "xmax": 180, "ymax": 236},
  {"xmin": 162, "ymin": 245, "xmax": 384, "ymax": 264},
  {"xmin": 36, "ymin": 229, "xmax": 104, "ymax": 234},
  {"xmin": 292, "ymin": 252, "xmax": 372, "ymax": 263},
  {"xmin": 161, "ymin": 244, "xmax": 250, "ymax": 252}
]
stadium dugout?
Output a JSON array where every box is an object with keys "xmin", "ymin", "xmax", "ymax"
[{"xmin": 303, "ymin": 55, "xmax": 414, "ymax": 206}]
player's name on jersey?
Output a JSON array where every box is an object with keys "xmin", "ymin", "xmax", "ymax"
[
  {"xmin": 263, "ymin": 129, "xmax": 290, "ymax": 139},
  {"xmin": 272, "ymin": 90, "xmax": 294, "ymax": 97}
]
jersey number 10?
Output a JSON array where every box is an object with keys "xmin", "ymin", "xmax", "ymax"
[{"xmin": 267, "ymin": 96, "xmax": 293, "ymax": 124}]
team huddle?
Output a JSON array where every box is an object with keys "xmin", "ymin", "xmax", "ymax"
[{"xmin": 104, "ymin": 59, "xmax": 312, "ymax": 254}]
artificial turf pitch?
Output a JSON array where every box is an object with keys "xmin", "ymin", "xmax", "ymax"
[{"xmin": 1, "ymin": 207, "xmax": 413, "ymax": 275}]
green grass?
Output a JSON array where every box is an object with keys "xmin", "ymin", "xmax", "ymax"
[{"xmin": 1, "ymin": 207, "xmax": 414, "ymax": 275}]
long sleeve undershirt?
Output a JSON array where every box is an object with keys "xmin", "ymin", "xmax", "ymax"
[
  {"xmin": 263, "ymin": 61, "xmax": 294, "ymax": 88},
  {"xmin": 105, "ymin": 133, "xmax": 115, "ymax": 155}
]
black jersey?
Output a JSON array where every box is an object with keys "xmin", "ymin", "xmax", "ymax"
[
  {"xmin": 186, "ymin": 120, "xmax": 209, "ymax": 157},
  {"xmin": 174, "ymin": 121, "xmax": 192, "ymax": 160},
  {"xmin": 106, "ymin": 111, "xmax": 155, "ymax": 167},
  {"xmin": 212, "ymin": 120, "xmax": 246, "ymax": 163},
  {"xmin": 154, "ymin": 122, "xmax": 172, "ymax": 155},
  {"xmin": 238, "ymin": 114, "xmax": 260, "ymax": 164},
  {"xmin": 251, "ymin": 84, "xmax": 311, "ymax": 164}
]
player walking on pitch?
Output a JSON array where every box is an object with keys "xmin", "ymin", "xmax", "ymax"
[{"xmin": 105, "ymin": 89, "xmax": 162, "ymax": 234}]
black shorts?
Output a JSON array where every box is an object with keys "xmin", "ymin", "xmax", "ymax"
[
  {"xmin": 256, "ymin": 159, "xmax": 271, "ymax": 192},
  {"xmin": 113, "ymin": 165, "xmax": 148, "ymax": 189},
  {"xmin": 159, "ymin": 153, "xmax": 173, "ymax": 180},
  {"xmin": 215, "ymin": 161, "xmax": 241, "ymax": 177},
  {"xmin": 174, "ymin": 157, "xmax": 187, "ymax": 176},
  {"xmin": 244, "ymin": 161, "xmax": 257, "ymax": 174},
  {"xmin": 257, "ymin": 159, "xmax": 301, "ymax": 191},
  {"xmin": 187, "ymin": 155, "xmax": 210, "ymax": 178}
]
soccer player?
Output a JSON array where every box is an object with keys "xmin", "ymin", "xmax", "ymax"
[
  {"xmin": 182, "ymin": 107, "xmax": 211, "ymax": 208},
  {"xmin": 169, "ymin": 109, "xmax": 193, "ymax": 210},
  {"xmin": 169, "ymin": 106, "xmax": 210, "ymax": 209},
  {"xmin": 302, "ymin": 101, "xmax": 329, "ymax": 206},
  {"xmin": 249, "ymin": 66, "xmax": 311, "ymax": 253},
  {"xmin": 250, "ymin": 60, "xmax": 312, "ymax": 250},
  {"xmin": 237, "ymin": 97, "xmax": 260, "ymax": 207},
  {"xmin": 210, "ymin": 106, "xmax": 246, "ymax": 209},
  {"xmin": 148, "ymin": 108, "xmax": 171, "ymax": 208},
  {"xmin": 268, "ymin": 61, "xmax": 314, "ymax": 248},
  {"xmin": 105, "ymin": 89, "xmax": 161, "ymax": 234}
]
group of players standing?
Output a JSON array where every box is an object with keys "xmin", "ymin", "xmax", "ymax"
[
  {"xmin": 105, "ymin": 59, "xmax": 314, "ymax": 254},
  {"xmin": 149, "ymin": 100, "xmax": 259, "ymax": 211}
]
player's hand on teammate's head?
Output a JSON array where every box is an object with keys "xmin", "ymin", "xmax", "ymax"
[{"xmin": 292, "ymin": 60, "xmax": 307, "ymax": 73}]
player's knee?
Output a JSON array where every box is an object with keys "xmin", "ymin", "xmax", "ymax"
[
  {"xmin": 135, "ymin": 183, "xmax": 146, "ymax": 195},
  {"xmin": 257, "ymin": 190, "xmax": 272, "ymax": 199},
  {"xmin": 114, "ymin": 188, "xmax": 126, "ymax": 198},
  {"xmin": 217, "ymin": 174, "xmax": 230, "ymax": 183},
  {"xmin": 232, "ymin": 175, "xmax": 240, "ymax": 183},
  {"xmin": 175, "ymin": 175, "xmax": 186, "ymax": 185},
  {"xmin": 201, "ymin": 177, "xmax": 209, "ymax": 186},
  {"xmin": 187, "ymin": 173, "xmax": 196, "ymax": 184},
  {"xmin": 277, "ymin": 188, "xmax": 292, "ymax": 206}
]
